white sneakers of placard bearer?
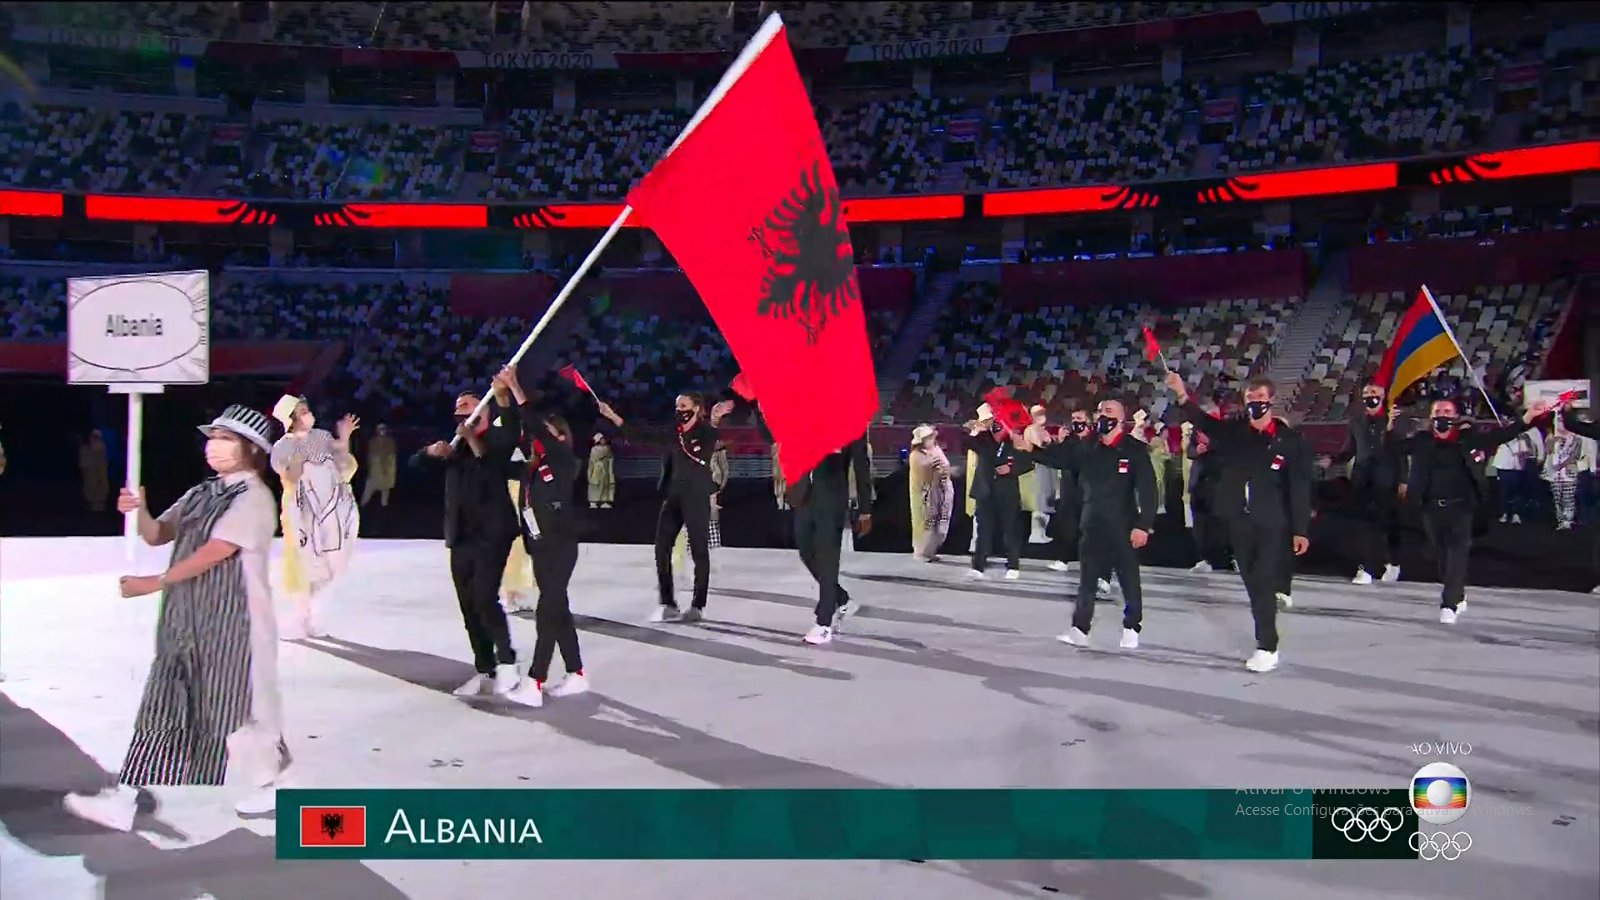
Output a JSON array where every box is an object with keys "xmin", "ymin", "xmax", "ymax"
[
  {"xmin": 832, "ymin": 599, "xmax": 860, "ymax": 630},
  {"xmin": 1592, "ymin": 586, "xmax": 1600, "ymax": 595},
  {"xmin": 63, "ymin": 785, "xmax": 139, "ymax": 832},
  {"xmin": 452, "ymin": 674, "xmax": 489, "ymax": 697},
  {"xmin": 803, "ymin": 625, "xmax": 833, "ymax": 645},
  {"xmin": 1276, "ymin": 592, "xmax": 1294, "ymax": 610},
  {"xmin": 1352, "ymin": 567, "xmax": 1374, "ymax": 585},
  {"xmin": 1189, "ymin": 560, "xmax": 1214, "ymax": 574},
  {"xmin": 1439, "ymin": 602, "xmax": 1467, "ymax": 625},
  {"xmin": 965, "ymin": 569, "xmax": 986, "ymax": 580},
  {"xmin": 1005, "ymin": 569, "xmax": 1021, "ymax": 581},
  {"xmin": 1381, "ymin": 564, "xmax": 1401, "ymax": 582},
  {"xmin": 1056, "ymin": 627, "xmax": 1089, "ymax": 648},
  {"xmin": 548, "ymin": 672, "xmax": 590, "ymax": 698},
  {"xmin": 492, "ymin": 663, "xmax": 521, "ymax": 695},
  {"xmin": 1048, "ymin": 560, "xmax": 1071, "ymax": 572},
  {"xmin": 1098, "ymin": 578, "xmax": 1114, "ymax": 595},
  {"xmin": 1120, "ymin": 629, "xmax": 1139, "ymax": 650},
  {"xmin": 1245, "ymin": 650, "xmax": 1279, "ymax": 673},
  {"xmin": 506, "ymin": 681, "xmax": 544, "ymax": 707},
  {"xmin": 649, "ymin": 605, "xmax": 679, "ymax": 623}
]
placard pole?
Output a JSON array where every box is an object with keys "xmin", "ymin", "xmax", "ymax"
[{"xmin": 110, "ymin": 385, "xmax": 163, "ymax": 561}]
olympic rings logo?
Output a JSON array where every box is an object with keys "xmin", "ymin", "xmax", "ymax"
[
  {"xmin": 1410, "ymin": 831, "xmax": 1472, "ymax": 860},
  {"xmin": 1330, "ymin": 806, "xmax": 1408, "ymax": 842}
]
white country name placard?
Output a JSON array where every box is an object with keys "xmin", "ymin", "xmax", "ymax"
[
  {"xmin": 1524, "ymin": 378, "xmax": 1591, "ymax": 410},
  {"xmin": 67, "ymin": 270, "xmax": 210, "ymax": 385}
]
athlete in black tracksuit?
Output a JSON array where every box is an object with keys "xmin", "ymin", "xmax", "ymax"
[
  {"xmin": 603, "ymin": 394, "xmax": 727, "ymax": 623},
  {"xmin": 1025, "ymin": 400, "xmax": 1157, "ymax": 645},
  {"xmin": 410, "ymin": 392, "xmax": 522, "ymax": 691},
  {"xmin": 1400, "ymin": 397, "xmax": 1548, "ymax": 620},
  {"xmin": 966, "ymin": 420, "xmax": 1033, "ymax": 577},
  {"xmin": 1047, "ymin": 414, "xmax": 1093, "ymax": 568},
  {"xmin": 1168, "ymin": 372, "xmax": 1312, "ymax": 672},
  {"xmin": 497, "ymin": 367, "xmax": 584, "ymax": 702},
  {"xmin": 752, "ymin": 406, "xmax": 874, "ymax": 641},
  {"xmin": 1328, "ymin": 384, "xmax": 1406, "ymax": 582}
]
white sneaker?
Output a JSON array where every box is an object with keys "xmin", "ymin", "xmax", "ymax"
[
  {"xmin": 1245, "ymin": 650, "xmax": 1279, "ymax": 673},
  {"xmin": 1352, "ymin": 567, "xmax": 1373, "ymax": 585},
  {"xmin": 1439, "ymin": 606, "xmax": 1459, "ymax": 624},
  {"xmin": 1004, "ymin": 569, "xmax": 1021, "ymax": 581},
  {"xmin": 548, "ymin": 672, "xmax": 590, "ymax": 698},
  {"xmin": 1189, "ymin": 561, "xmax": 1213, "ymax": 574},
  {"xmin": 1056, "ymin": 627, "xmax": 1089, "ymax": 647},
  {"xmin": 803, "ymin": 624, "xmax": 833, "ymax": 645},
  {"xmin": 966, "ymin": 569, "xmax": 986, "ymax": 580},
  {"xmin": 492, "ymin": 663, "xmax": 521, "ymax": 695},
  {"xmin": 1498, "ymin": 514, "xmax": 1508, "ymax": 523},
  {"xmin": 1381, "ymin": 564, "xmax": 1401, "ymax": 582},
  {"xmin": 279, "ymin": 616, "xmax": 310, "ymax": 641},
  {"xmin": 649, "ymin": 605, "xmax": 679, "ymax": 623},
  {"xmin": 1120, "ymin": 628, "xmax": 1139, "ymax": 649},
  {"xmin": 506, "ymin": 681, "xmax": 544, "ymax": 707},
  {"xmin": 1048, "ymin": 560, "xmax": 1070, "ymax": 572},
  {"xmin": 1276, "ymin": 592, "xmax": 1294, "ymax": 610},
  {"xmin": 452, "ymin": 674, "xmax": 489, "ymax": 697},
  {"xmin": 63, "ymin": 785, "xmax": 138, "ymax": 832},
  {"xmin": 1511, "ymin": 515, "xmax": 1522, "ymax": 525},
  {"xmin": 1097, "ymin": 578, "xmax": 1113, "ymax": 595}
]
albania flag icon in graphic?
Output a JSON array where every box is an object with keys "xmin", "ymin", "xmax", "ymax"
[{"xmin": 626, "ymin": 18, "xmax": 877, "ymax": 486}]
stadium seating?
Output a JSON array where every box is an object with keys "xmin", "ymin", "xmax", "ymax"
[
  {"xmin": 890, "ymin": 282, "xmax": 1297, "ymax": 423},
  {"xmin": 2, "ymin": 40, "xmax": 1589, "ymax": 201}
]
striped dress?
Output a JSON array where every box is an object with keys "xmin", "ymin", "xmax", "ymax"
[{"xmin": 120, "ymin": 478, "xmax": 276, "ymax": 785}]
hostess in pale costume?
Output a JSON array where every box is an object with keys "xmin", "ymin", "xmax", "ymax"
[
  {"xmin": 64, "ymin": 406, "xmax": 292, "ymax": 830},
  {"xmin": 271, "ymin": 394, "xmax": 360, "ymax": 639}
]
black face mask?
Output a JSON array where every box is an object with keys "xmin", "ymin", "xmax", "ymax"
[
  {"xmin": 1246, "ymin": 401, "xmax": 1273, "ymax": 421},
  {"xmin": 990, "ymin": 421, "xmax": 1003, "ymax": 434},
  {"xmin": 676, "ymin": 409, "xmax": 694, "ymax": 425},
  {"xmin": 1070, "ymin": 421, "xmax": 1088, "ymax": 434},
  {"xmin": 1096, "ymin": 416, "xmax": 1120, "ymax": 436},
  {"xmin": 1363, "ymin": 396, "xmax": 1383, "ymax": 410},
  {"xmin": 1432, "ymin": 417, "xmax": 1456, "ymax": 434}
]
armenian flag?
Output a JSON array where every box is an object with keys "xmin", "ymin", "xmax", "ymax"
[{"xmin": 1373, "ymin": 287, "xmax": 1464, "ymax": 404}]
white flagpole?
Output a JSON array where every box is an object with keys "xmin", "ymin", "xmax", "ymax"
[
  {"xmin": 1421, "ymin": 284, "xmax": 1504, "ymax": 424},
  {"xmin": 454, "ymin": 12, "xmax": 789, "ymax": 444}
]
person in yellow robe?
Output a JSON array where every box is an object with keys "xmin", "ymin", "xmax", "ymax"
[
  {"xmin": 360, "ymin": 424, "xmax": 397, "ymax": 507},
  {"xmin": 588, "ymin": 433, "xmax": 615, "ymax": 508},
  {"xmin": 909, "ymin": 424, "xmax": 953, "ymax": 561}
]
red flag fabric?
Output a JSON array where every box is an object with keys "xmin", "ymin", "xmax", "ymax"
[
  {"xmin": 1141, "ymin": 326, "xmax": 1164, "ymax": 363},
  {"xmin": 730, "ymin": 372, "xmax": 756, "ymax": 401},
  {"xmin": 558, "ymin": 365, "xmax": 595, "ymax": 396},
  {"xmin": 983, "ymin": 388, "xmax": 1032, "ymax": 436},
  {"xmin": 625, "ymin": 20, "xmax": 877, "ymax": 485}
]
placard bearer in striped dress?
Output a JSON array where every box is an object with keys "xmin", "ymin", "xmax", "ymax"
[{"xmin": 64, "ymin": 405, "xmax": 291, "ymax": 829}]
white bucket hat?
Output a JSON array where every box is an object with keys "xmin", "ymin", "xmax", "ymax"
[
  {"xmin": 199, "ymin": 404, "xmax": 275, "ymax": 452},
  {"xmin": 271, "ymin": 394, "xmax": 304, "ymax": 430},
  {"xmin": 976, "ymin": 403, "xmax": 994, "ymax": 422},
  {"xmin": 911, "ymin": 424, "xmax": 937, "ymax": 445}
]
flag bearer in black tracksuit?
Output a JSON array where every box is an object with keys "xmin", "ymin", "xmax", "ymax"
[
  {"xmin": 1557, "ymin": 405, "xmax": 1600, "ymax": 594},
  {"xmin": 1165, "ymin": 372, "xmax": 1312, "ymax": 673},
  {"xmin": 1024, "ymin": 399, "xmax": 1157, "ymax": 651},
  {"xmin": 1399, "ymin": 396, "xmax": 1552, "ymax": 623},
  {"xmin": 493, "ymin": 367, "xmax": 588, "ymax": 709},
  {"xmin": 750, "ymin": 403, "xmax": 874, "ymax": 645},
  {"xmin": 1322, "ymin": 383, "xmax": 1406, "ymax": 585},
  {"xmin": 965, "ymin": 403, "xmax": 1034, "ymax": 580},
  {"xmin": 411, "ymin": 390, "xmax": 524, "ymax": 696},
  {"xmin": 600, "ymin": 392, "xmax": 732, "ymax": 623}
]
